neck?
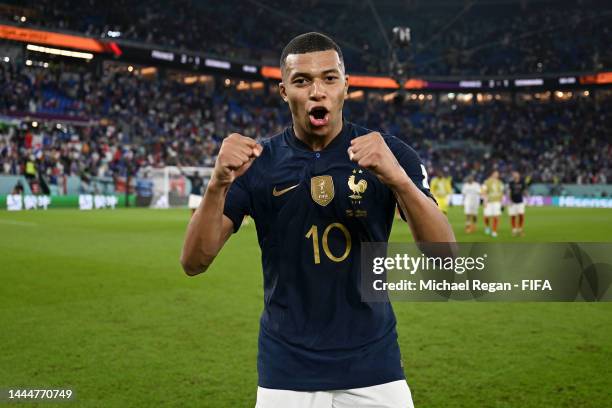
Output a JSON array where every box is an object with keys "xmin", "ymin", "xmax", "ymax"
[{"xmin": 293, "ymin": 118, "xmax": 343, "ymax": 151}]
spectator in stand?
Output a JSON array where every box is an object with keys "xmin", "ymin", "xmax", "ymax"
[{"xmin": 0, "ymin": 62, "xmax": 610, "ymax": 187}]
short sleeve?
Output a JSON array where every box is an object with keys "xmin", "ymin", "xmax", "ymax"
[
  {"xmin": 386, "ymin": 135, "xmax": 437, "ymax": 220},
  {"xmin": 390, "ymin": 138, "xmax": 434, "ymax": 201},
  {"xmin": 223, "ymin": 174, "xmax": 252, "ymax": 233}
]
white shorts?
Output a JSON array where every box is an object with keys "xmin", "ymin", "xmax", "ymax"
[
  {"xmin": 484, "ymin": 202, "xmax": 502, "ymax": 217},
  {"xmin": 508, "ymin": 202, "xmax": 525, "ymax": 216},
  {"xmin": 464, "ymin": 202, "xmax": 479, "ymax": 215},
  {"xmin": 188, "ymin": 194, "xmax": 202, "ymax": 209},
  {"xmin": 255, "ymin": 380, "xmax": 413, "ymax": 408}
]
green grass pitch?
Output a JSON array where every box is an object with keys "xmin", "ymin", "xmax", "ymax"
[{"xmin": 0, "ymin": 207, "xmax": 611, "ymax": 407}]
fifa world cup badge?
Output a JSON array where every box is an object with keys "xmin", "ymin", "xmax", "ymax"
[{"xmin": 310, "ymin": 175, "xmax": 335, "ymax": 206}]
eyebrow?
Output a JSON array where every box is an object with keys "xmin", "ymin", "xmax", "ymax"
[{"xmin": 290, "ymin": 68, "xmax": 341, "ymax": 79}]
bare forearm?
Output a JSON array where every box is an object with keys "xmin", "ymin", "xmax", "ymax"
[
  {"xmin": 392, "ymin": 177, "xmax": 456, "ymax": 243},
  {"xmin": 180, "ymin": 181, "xmax": 229, "ymax": 275}
]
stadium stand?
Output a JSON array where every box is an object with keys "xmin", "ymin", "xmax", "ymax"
[
  {"xmin": 1, "ymin": 62, "xmax": 610, "ymax": 192},
  {"xmin": 0, "ymin": 0, "xmax": 610, "ymax": 199},
  {"xmin": 1, "ymin": 0, "xmax": 610, "ymax": 75}
]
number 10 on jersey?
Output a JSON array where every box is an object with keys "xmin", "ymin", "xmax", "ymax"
[{"xmin": 305, "ymin": 223, "xmax": 352, "ymax": 264}]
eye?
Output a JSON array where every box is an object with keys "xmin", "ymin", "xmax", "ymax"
[
  {"xmin": 293, "ymin": 77, "xmax": 308, "ymax": 85},
  {"xmin": 325, "ymin": 75, "xmax": 338, "ymax": 82}
]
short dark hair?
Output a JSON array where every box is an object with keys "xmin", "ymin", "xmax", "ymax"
[{"xmin": 280, "ymin": 32, "xmax": 344, "ymax": 72}]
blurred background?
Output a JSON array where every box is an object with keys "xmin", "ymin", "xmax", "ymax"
[
  {"xmin": 0, "ymin": 0, "xmax": 610, "ymax": 209},
  {"xmin": 1, "ymin": 2, "xmax": 611, "ymax": 407}
]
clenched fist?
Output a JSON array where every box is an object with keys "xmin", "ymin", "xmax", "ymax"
[
  {"xmin": 212, "ymin": 133, "xmax": 263, "ymax": 187},
  {"xmin": 347, "ymin": 132, "xmax": 408, "ymax": 188}
]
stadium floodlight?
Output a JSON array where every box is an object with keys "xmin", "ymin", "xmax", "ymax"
[
  {"xmin": 26, "ymin": 44, "xmax": 93, "ymax": 60},
  {"xmin": 392, "ymin": 27, "xmax": 411, "ymax": 48},
  {"xmin": 389, "ymin": 26, "xmax": 413, "ymax": 103}
]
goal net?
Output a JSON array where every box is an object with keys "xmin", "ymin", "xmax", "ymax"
[{"xmin": 147, "ymin": 166, "xmax": 214, "ymax": 208}]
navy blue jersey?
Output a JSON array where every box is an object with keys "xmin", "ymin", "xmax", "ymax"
[
  {"xmin": 223, "ymin": 121, "xmax": 433, "ymax": 391},
  {"xmin": 508, "ymin": 179, "xmax": 527, "ymax": 203}
]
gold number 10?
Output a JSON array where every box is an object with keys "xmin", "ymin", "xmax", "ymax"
[{"xmin": 305, "ymin": 223, "xmax": 352, "ymax": 264}]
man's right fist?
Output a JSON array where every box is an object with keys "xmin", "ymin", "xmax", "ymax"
[{"xmin": 212, "ymin": 133, "xmax": 263, "ymax": 187}]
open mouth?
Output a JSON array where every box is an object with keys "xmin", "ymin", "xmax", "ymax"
[{"xmin": 308, "ymin": 107, "xmax": 330, "ymax": 127}]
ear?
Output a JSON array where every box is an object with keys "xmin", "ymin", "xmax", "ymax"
[
  {"xmin": 343, "ymin": 74, "xmax": 350, "ymax": 99},
  {"xmin": 279, "ymin": 82, "xmax": 288, "ymax": 103}
]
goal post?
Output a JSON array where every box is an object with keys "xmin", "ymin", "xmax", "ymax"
[{"xmin": 147, "ymin": 166, "xmax": 214, "ymax": 208}]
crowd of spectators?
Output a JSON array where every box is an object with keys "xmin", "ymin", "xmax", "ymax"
[
  {"xmin": 1, "ymin": 62, "xmax": 610, "ymax": 194},
  {"xmin": 0, "ymin": 62, "xmax": 286, "ymax": 186},
  {"xmin": 1, "ymin": 0, "xmax": 610, "ymax": 76},
  {"xmin": 350, "ymin": 94, "xmax": 610, "ymax": 185}
]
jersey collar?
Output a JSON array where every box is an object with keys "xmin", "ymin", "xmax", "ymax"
[{"xmin": 284, "ymin": 121, "xmax": 351, "ymax": 153}]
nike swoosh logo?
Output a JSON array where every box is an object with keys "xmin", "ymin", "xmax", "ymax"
[{"xmin": 273, "ymin": 184, "xmax": 299, "ymax": 197}]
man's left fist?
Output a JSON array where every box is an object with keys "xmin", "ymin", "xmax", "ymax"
[{"xmin": 347, "ymin": 132, "xmax": 408, "ymax": 188}]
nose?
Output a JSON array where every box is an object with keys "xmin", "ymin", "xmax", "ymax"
[{"xmin": 309, "ymin": 79, "xmax": 325, "ymax": 100}]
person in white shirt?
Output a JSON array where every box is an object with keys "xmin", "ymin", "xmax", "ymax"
[{"xmin": 461, "ymin": 175, "xmax": 481, "ymax": 233}]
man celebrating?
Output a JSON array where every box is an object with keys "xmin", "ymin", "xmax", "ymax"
[
  {"xmin": 181, "ymin": 32, "xmax": 455, "ymax": 407},
  {"xmin": 482, "ymin": 170, "xmax": 504, "ymax": 238},
  {"xmin": 508, "ymin": 170, "xmax": 528, "ymax": 236}
]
